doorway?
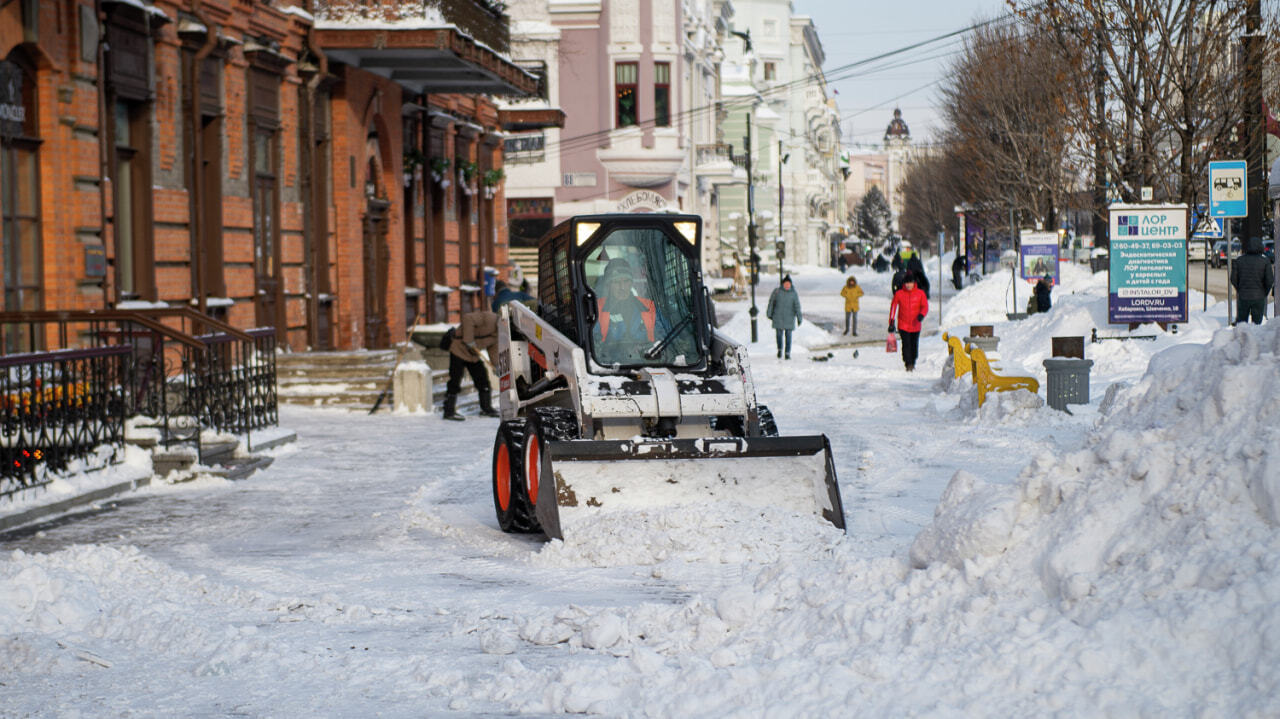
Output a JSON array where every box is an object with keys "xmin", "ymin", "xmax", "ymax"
[{"xmin": 363, "ymin": 199, "xmax": 390, "ymax": 349}]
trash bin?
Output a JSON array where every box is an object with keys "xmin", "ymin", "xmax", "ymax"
[
  {"xmin": 1042, "ymin": 358, "xmax": 1093, "ymax": 412},
  {"xmin": 483, "ymin": 268, "xmax": 498, "ymax": 297}
]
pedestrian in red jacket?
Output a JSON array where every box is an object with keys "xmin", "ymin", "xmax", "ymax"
[{"xmin": 888, "ymin": 275, "xmax": 929, "ymax": 371}]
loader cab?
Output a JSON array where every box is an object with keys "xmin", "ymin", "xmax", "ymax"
[{"xmin": 537, "ymin": 214, "xmax": 708, "ymax": 372}]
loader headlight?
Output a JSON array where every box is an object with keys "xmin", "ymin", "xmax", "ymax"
[
  {"xmin": 673, "ymin": 221, "xmax": 698, "ymax": 244},
  {"xmin": 576, "ymin": 222, "xmax": 601, "ymax": 245}
]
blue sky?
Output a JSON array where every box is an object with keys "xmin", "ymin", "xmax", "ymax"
[{"xmin": 791, "ymin": 0, "xmax": 1011, "ymax": 149}]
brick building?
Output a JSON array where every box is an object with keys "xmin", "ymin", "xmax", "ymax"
[{"xmin": 0, "ymin": 0, "xmax": 550, "ymax": 353}]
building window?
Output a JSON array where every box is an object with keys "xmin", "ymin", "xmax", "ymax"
[
  {"xmin": 762, "ymin": 18, "xmax": 778, "ymax": 39},
  {"xmin": 654, "ymin": 62, "xmax": 670, "ymax": 127},
  {"xmin": 0, "ymin": 56, "xmax": 42, "ymax": 352},
  {"xmin": 112, "ymin": 98, "xmax": 152, "ymax": 300},
  {"xmin": 764, "ymin": 62, "xmax": 777, "ymax": 82},
  {"xmin": 615, "ymin": 62, "xmax": 638, "ymax": 128}
]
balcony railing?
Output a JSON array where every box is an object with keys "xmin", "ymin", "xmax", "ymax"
[
  {"xmin": 314, "ymin": 0, "xmax": 511, "ymax": 53},
  {"xmin": 696, "ymin": 143, "xmax": 734, "ymax": 167}
]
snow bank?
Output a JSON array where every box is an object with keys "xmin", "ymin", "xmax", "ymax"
[{"xmin": 482, "ymin": 321, "xmax": 1280, "ymax": 717}]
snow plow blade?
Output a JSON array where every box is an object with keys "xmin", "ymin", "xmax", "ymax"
[{"xmin": 532, "ymin": 435, "xmax": 845, "ymax": 541}]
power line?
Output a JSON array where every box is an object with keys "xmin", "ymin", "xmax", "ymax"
[{"xmin": 525, "ymin": 3, "xmax": 1041, "ymax": 158}]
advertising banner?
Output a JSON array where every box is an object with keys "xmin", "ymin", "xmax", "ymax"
[
  {"xmin": 1108, "ymin": 204, "xmax": 1188, "ymax": 324},
  {"xmin": 1019, "ymin": 231, "xmax": 1059, "ymax": 283}
]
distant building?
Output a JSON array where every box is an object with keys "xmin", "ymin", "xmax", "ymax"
[
  {"xmin": 845, "ymin": 107, "xmax": 913, "ymax": 236},
  {"xmin": 500, "ymin": 0, "xmax": 730, "ymax": 279}
]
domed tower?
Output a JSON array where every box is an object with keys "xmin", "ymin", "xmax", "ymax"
[
  {"xmin": 883, "ymin": 108, "xmax": 911, "ymax": 232},
  {"xmin": 883, "ymin": 107, "xmax": 911, "ymax": 149}
]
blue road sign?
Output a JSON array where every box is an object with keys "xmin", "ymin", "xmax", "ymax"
[
  {"xmin": 1190, "ymin": 206, "xmax": 1224, "ymax": 239},
  {"xmin": 1208, "ymin": 160, "xmax": 1247, "ymax": 218}
]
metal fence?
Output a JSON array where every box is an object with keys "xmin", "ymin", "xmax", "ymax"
[
  {"xmin": 0, "ymin": 346, "xmax": 131, "ymax": 498},
  {"xmin": 0, "ymin": 310, "xmax": 279, "ymax": 490},
  {"xmin": 194, "ymin": 327, "xmax": 278, "ymax": 449}
]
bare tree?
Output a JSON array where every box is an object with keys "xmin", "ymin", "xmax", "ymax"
[
  {"xmin": 1013, "ymin": 1, "xmax": 1274, "ymax": 236},
  {"xmin": 899, "ymin": 151, "xmax": 965, "ymax": 252},
  {"xmin": 937, "ymin": 20, "xmax": 1083, "ymax": 232}
]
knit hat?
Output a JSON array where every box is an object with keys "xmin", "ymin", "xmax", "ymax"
[
  {"xmin": 782, "ymin": 274, "xmax": 793, "ymax": 285},
  {"xmin": 601, "ymin": 258, "xmax": 634, "ymax": 283}
]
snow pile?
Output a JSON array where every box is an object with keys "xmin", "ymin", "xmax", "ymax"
[
  {"xmin": 1, "ymin": 444, "xmax": 152, "ymax": 516},
  {"xmin": 530, "ymin": 503, "xmax": 843, "ymax": 568},
  {"xmin": 314, "ymin": 1, "xmax": 447, "ymax": 29},
  {"xmin": 475, "ymin": 321, "xmax": 1280, "ymax": 716},
  {"xmin": 919, "ymin": 321, "xmax": 1279, "ymax": 573}
]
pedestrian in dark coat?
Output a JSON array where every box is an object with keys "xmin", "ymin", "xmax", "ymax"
[
  {"xmin": 1034, "ymin": 275, "xmax": 1053, "ymax": 314},
  {"xmin": 952, "ymin": 254, "xmax": 966, "ymax": 290},
  {"xmin": 766, "ymin": 274, "xmax": 803, "ymax": 359},
  {"xmin": 888, "ymin": 274, "xmax": 928, "ymax": 371},
  {"xmin": 1231, "ymin": 236, "xmax": 1274, "ymax": 324},
  {"xmin": 443, "ymin": 310, "xmax": 500, "ymax": 420},
  {"xmin": 906, "ymin": 254, "xmax": 930, "ymax": 299}
]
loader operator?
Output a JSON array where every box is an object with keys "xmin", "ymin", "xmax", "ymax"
[{"xmin": 592, "ymin": 258, "xmax": 670, "ymax": 364}]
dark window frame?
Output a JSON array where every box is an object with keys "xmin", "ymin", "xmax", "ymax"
[
  {"xmin": 1, "ymin": 53, "xmax": 43, "ymax": 352},
  {"xmin": 654, "ymin": 62, "xmax": 671, "ymax": 127},
  {"xmin": 615, "ymin": 62, "xmax": 638, "ymax": 128}
]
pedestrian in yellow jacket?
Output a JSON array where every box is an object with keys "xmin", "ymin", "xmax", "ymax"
[{"xmin": 840, "ymin": 276, "xmax": 864, "ymax": 335}]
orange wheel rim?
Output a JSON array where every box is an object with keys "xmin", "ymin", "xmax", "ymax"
[
  {"xmin": 525, "ymin": 435, "xmax": 540, "ymax": 505},
  {"xmin": 496, "ymin": 443, "xmax": 511, "ymax": 511}
]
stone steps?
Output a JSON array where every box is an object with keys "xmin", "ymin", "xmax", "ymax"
[
  {"xmin": 276, "ymin": 350, "xmax": 401, "ymax": 411},
  {"xmin": 144, "ymin": 431, "xmax": 292, "ymax": 481},
  {"xmin": 276, "ymin": 348, "xmax": 492, "ymax": 414}
]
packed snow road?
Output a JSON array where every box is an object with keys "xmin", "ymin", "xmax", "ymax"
[{"xmin": 3, "ymin": 262, "xmax": 1278, "ymax": 717}]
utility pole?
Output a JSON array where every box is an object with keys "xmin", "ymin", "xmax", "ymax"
[
  {"xmin": 746, "ymin": 118, "xmax": 758, "ymax": 343},
  {"xmin": 1010, "ymin": 201, "xmax": 1019, "ymax": 314},
  {"xmin": 1243, "ymin": 0, "xmax": 1264, "ymax": 242},
  {"xmin": 777, "ymin": 139, "xmax": 785, "ymax": 282},
  {"xmin": 1092, "ymin": 22, "xmax": 1109, "ymax": 250}
]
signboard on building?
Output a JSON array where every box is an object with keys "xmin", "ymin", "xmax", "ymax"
[
  {"xmin": 1108, "ymin": 204, "xmax": 1188, "ymax": 324},
  {"xmin": 1208, "ymin": 160, "xmax": 1247, "ymax": 218},
  {"xmin": 0, "ymin": 61, "xmax": 26, "ymax": 138},
  {"xmin": 617, "ymin": 190, "xmax": 667, "ymax": 212},
  {"xmin": 1019, "ymin": 231, "xmax": 1059, "ymax": 283},
  {"xmin": 562, "ymin": 172, "xmax": 597, "ymax": 187}
]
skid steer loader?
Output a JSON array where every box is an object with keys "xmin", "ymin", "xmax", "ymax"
[{"xmin": 490, "ymin": 214, "xmax": 845, "ymax": 540}]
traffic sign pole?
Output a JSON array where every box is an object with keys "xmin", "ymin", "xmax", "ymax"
[
  {"xmin": 1208, "ymin": 160, "xmax": 1247, "ymax": 324},
  {"xmin": 1226, "ymin": 222, "xmax": 1233, "ymax": 324}
]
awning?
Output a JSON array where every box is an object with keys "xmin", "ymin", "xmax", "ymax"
[{"xmin": 315, "ymin": 26, "xmax": 539, "ymax": 96}]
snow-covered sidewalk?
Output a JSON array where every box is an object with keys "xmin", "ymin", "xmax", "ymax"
[{"xmin": 1, "ymin": 261, "xmax": 1277, "ymax": 716}]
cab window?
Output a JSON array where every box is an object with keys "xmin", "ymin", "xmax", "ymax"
[{"xmin": 586, "ymin": 227, "xmax": 701, "ymax": 368}]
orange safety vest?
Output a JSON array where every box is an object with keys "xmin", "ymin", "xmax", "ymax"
[{"xmin": 597, "ymin": 296, "xmax": 657, "ymax": 342}]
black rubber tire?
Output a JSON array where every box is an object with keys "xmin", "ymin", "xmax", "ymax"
[
  {"xmin": 756, "ymin": 404, "xmax": 779, "ymax": 437},
  {"xmin": 493, "ymin": 419, "xmax": 538, "ymax": 533},
  {"xmin": 521, "ymin": 406, "xmax": 579, "ymax": 530}
]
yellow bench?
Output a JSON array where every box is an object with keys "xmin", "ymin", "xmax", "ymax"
[
  {"xmin": 969, "ymin": 346, "xmax": 1039, "ymax": 407},
  {"xmin": 942, "ymin": 333, "xmax": 972, "ymax": 380}
]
